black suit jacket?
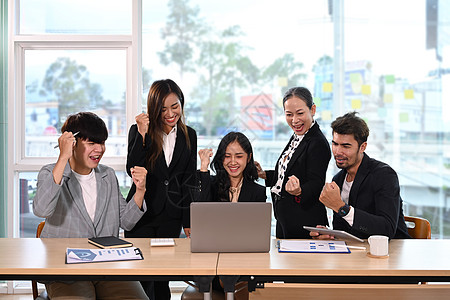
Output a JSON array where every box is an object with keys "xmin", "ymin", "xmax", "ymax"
[
  {"xmin": 125, "ymin": 124, "xmax": 197, "ymax": 232},
  {"xmin": 332, "ymin": 153, "xmax": 410, "ymax": 239},
  {"xmin": 265, "ymin": 122, "xmax": 331, "ymax": 238},
  {"xmin": 197, "ymin": 171, "xmax": 266, "ymax": 203}
]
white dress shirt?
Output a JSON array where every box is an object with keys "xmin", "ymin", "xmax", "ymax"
[{"xmin": 163, "ymin": 125, "xmax": 177, "ymax": 167}]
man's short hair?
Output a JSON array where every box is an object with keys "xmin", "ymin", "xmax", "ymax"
[
  {"xmin": 331, "ymin": 111, "xmax": 369, "ymax": 147},
  {"xmin": 61, "ymin": 112, "xmax": 108, "ymax": 144}
]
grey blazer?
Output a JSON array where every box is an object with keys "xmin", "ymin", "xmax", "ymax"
[{"xmin": 33, "ymin": 162, "xmax": 146, "ymax": 238}]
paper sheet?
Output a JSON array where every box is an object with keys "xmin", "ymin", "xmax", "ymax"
[
  {"xmin": 278, "ymin": 240, "xmax": 350, "ymax": 253},
  {"xmin": 66, "ymin": 247, "xmax": 143, "ymax": 264}
]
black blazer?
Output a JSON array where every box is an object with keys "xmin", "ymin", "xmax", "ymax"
[
  {"xmin": 197, "ymin": 171, "xmax": 266, "ymax": 203},
  {"xmin": 265, "ymin": 122, "xmax": 331, "ymax": 238},
  {"xmin": 125, "ymin": 124, "xmax": 197, "ymax": 231},
  {"xmin": 332, "ymin": 153, "xmax": 410, "ymax": 239}
]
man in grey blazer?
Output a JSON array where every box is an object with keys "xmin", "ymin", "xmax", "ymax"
[{"xmin": 33, "ymin": 112, "xmax": 149, "ymax": 300}]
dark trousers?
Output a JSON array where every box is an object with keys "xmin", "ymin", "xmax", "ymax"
[
  {"xmin": 140, "ymin": 281, "xmax": 170, "ymax": 300},
  {"xmin": 125, "ymin": 212, "xmax": 183, "ymax": 300}
]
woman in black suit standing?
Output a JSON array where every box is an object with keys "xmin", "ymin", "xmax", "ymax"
[
  {"xmin": 255, "ymin": 87, "xmax": 331, "ymax": 239},
  {"xmin": 198, "ymin": 131, "xmax": 266, "ymax": 203},
  {"xmin": 125, "ymin": 79, "xmax": 197, "ymax": 300}
]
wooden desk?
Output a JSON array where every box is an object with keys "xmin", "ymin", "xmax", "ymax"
[
  {"xmin": 0, "ymin": 238, "xmax": 217, "ymax": 282},
  {"xmin": 3, "ymin": 237, "xmax": 450, "ymax": 299},
  {"xmin": 217, "ymin": 239, "xmax": 450, "ymax": 286}
]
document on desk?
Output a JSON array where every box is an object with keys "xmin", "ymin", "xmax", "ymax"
[
  {"xmin": 278, "ymin": 240, "xmax": 351, "ymax": 253},
  {"xmin": 66, "ymin": 247, "xmax": 143, "ymax": 264}
]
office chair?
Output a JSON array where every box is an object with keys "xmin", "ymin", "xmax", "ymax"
[
  {"xmin": 32, "ymin": 221, "xmax": 50, "ymax": 300},
  {"xmin": 404, "ymin": 216, "xmax": 431, "ymax": 239}
]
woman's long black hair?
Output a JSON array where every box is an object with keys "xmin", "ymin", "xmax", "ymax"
[{"xmin": 211, "ymin": 132, "xmax": 258, "ymax": 202}]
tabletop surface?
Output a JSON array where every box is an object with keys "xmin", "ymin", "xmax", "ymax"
[
  {"xmin": 0, "ymin": 238, "xmax": 217, "ymax": 276},
  {"xmin": 2, "ymin": 238, "xmax": 450, "ymax": 279},
  {"xmin": 217, "ymin": 239, "xmax": 450, "ymax": 277}
]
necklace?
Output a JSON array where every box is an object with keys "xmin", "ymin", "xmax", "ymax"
[{"xmin": 229, "ymin": 178, "xmax": 244, "ymax": 202}]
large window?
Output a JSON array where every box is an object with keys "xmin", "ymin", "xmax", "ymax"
[
  {"xmin": 19, "ymin": 0, "xmax": 132, "ymax": 35},
  {"xmin": 139, "ymin": 0, "xmax": 450, "ymax": 237},
  {"xmin": 8, "ymin": 0, "xmax": 140, "ymax": 242},
  {"xmin": 25, "ymin": 50, "xmax": 128, "ymax": 157},
  {"xmin": 7, "ymin": 0, "xmax": 450, "ymax": 247}
]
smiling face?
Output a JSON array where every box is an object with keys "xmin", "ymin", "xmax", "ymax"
[
  {"xmin": 161, "ymin": 93, "xmax": 182, "ymax": 134},
  {"xmin": 223, "ymin": 141, "xmax": 250, "ymax": 182},
  {"xmin": 331, "ymin": 132, "xmax": 366, "ymax": 174},
  {"xmin": 70, "ymin": 139, "xmax": 105, "ymax": 175},
  {"xmin": 284, "ymin": 96, "xmax": 316, "ymax": 135}
]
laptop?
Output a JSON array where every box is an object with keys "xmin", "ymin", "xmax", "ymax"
[{"xmin": 190, "ymin": 202, "xmax": 272, "ymax": 253}]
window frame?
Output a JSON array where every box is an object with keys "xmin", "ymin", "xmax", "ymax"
[
  {"xmin": 6, "ymin": 0, "xmax": 141, "ymax": 293},
  {"xmin": 7, "ymin": 0, "xmax": 142, "ymax": 237}
]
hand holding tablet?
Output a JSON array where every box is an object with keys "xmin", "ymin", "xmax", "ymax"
[{"xmin": 303, "ymin": 226, "xmax": 364, "ymax": 243}]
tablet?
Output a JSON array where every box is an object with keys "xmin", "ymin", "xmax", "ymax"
[{"xmin": 303, "ymin": 226, "xmax": 364, "ymax": 243}]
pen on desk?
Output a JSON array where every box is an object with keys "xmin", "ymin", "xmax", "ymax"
[
  {"xmin": 333, "ymin": 244, "xmax": 366, "ymax": 250},
  {"xmin": 345, "ymin": 246, "xmax": 367, "ymax": 250},
  {"xmin": 54, "ymin": 131, "xmax": 80, "ymax": 149}
]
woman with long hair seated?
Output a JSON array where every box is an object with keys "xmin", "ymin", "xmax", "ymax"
[
  {"xmin": 198, "ymin": 131, "xmax": 266, "ymax": 203},
  {"xmin": 196, "ymin": 131, "xmax": 266, "ymax": 300}
]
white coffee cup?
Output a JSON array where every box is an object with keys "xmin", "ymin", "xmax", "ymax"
[{"xmin": 368, "ymin": 235, "xmax": 389, "ymax": 256}]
